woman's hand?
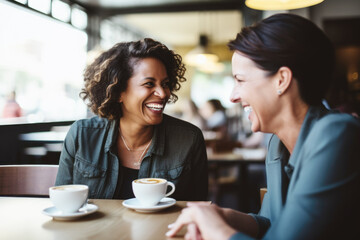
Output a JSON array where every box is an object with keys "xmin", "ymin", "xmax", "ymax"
[{"xmin": 166, "ymin": 203, "xmax": 236, "ymax": 240}]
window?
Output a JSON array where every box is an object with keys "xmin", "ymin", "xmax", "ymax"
[{"xmin": 0, "ymin": 0, "xmax": 88, "ymax": 123}]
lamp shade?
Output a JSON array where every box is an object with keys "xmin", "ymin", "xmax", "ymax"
[
  {"xmin": 184, "ymin": 35, "xmax": 219, "ymax": 68},
  {"xmin": 245, "ymin": 0, "xmax": 324, "ymax": 10}
]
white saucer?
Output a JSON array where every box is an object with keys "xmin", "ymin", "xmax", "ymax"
[
  {"xmin": 122, "ymin": 197, "xmax": 176, "ymax": 213},
  {"xmin": 42, "ymin": 204, "xmax": 98, "ymax": 220}
]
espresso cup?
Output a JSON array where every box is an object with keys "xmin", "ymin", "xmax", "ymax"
[
  {"xmin": 132, "ymin": 178, "xmax": 175, "ymax": 207},
  {"xmin": 49, "ymin": 184, "xmax": 88, "ymax": 213}
]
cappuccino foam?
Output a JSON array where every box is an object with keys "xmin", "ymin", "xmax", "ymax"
[
  {"xmin": 51, "ymin": 185, "xmax": 87, "ymax": 191},
  {"xmin": 134, "ymin": 178, "xmax": 165, "ymax": 184}
]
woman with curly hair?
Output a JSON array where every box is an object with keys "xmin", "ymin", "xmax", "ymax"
[{"xmin": 55, "ymin": 38, "xmax": 208, "ymax": 200}]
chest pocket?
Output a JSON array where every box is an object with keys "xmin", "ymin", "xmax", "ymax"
[{"xmin": 73, "ymin": 155, "xmax": 107, "ymax": 198}]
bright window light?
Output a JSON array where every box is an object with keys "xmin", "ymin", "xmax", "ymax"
[
  {"xmin": 52, "ymin": 0, "xmax": 71, "ymax": 22},
  {"xmin": 14, "ymin": 0, "xmax": 27, "ymax": 4},
  {"xmin": 28, "ymin": 0, "xmax": 51, "ymax": 14},
  {"xmin": 0, "ymin": 0, "xmax": 88, "ymax": 123},
  {"xmin": 71, "ymin": 7, "xmax": 87, "ymax": 29}
]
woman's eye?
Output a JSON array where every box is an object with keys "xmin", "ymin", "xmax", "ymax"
[{"xmin": 144, "ymin": 82, "xmax": 155, "ymax": 87}]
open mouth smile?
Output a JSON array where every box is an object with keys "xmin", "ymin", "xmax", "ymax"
[{"xmin": 145, "ymin": 103, "xmax": 165, "ymax": 112}]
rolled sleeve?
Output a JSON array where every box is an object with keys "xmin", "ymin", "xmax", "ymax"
[{"xmin": 248, "ymin": 213, "xmax": 271, "ymax": 238}]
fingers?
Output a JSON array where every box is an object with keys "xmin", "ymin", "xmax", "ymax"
[
  {"xmin": 185, "ymin": 223, "xmax": 202, "ymax": 240},
  {"xmin": 166, "ymin": 209, "xmax": 192, "ymax": 237},
  {"xmin": 166, "ymin": 221, "xmax": 184, "ymax": 237},
  {"xmin": 187, "ymin": 201, "xmax": 212, "ymax": 207}
]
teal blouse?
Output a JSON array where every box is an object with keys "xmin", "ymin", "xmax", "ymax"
[{"xmin": 231, "ymin": 106, "xmax": 360, "ymax": 239}]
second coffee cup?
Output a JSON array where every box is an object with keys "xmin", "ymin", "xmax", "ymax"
[
  {"xmin": 132, "ymin": 178, "xmax": 175, "ymax": 207},
  {"xmin": 49, "ymin": 184, "xmax": 88, "ymax": 213}
]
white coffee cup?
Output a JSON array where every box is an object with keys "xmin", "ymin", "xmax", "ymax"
[
  {"xmin": 49, "ymin": 184, "xmax": 89, "ymax": 213},
  {"xmin": 132, "ymin": 178, "xmax": 175, "ymax": 207}
]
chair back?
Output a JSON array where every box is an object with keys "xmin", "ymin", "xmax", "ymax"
[
  {"xmin": 260, "ymin": 187, "xmax": 267, "ymax": 205},
  {"xmin": 0, "ymin": 165, "xmax": 58, "ymax": 197}
]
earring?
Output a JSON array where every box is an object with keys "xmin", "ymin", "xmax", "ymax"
[{"xmin": 277, "ymin": 90, "xmax": 282, "ymax": 95}]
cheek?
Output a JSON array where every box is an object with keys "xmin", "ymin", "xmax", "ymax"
[
  {"xmin": 164, "ymin": 88, "xmax": 171, "ymax": 100},
  {"xmin": 166, "ymin": 88, "xmax": 171, "ymax": 96}
]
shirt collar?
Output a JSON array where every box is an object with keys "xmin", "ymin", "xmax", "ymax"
[
  {"xmin": 148, "ymin": 116, "xmax": 166, "ymax": 156},
  {"xmin": 288, "ymin": 105, "xmax": 329, "ymax": 167},
  {"xmin": 105, "ymin": 119, "xmax": 118, "ymax": 152}
]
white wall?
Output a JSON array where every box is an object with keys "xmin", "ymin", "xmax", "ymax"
[
  {"xmin": 262, "ymin": 0, "xmax": 360, "ymax": 29},
  {"xmin": 310, "ymin": 0, "xmax": 360, "ymax": 29}
]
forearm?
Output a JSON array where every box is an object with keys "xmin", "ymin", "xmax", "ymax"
[{"xmin": 223, "ymin": 208, "xmax": 258, "ymax": 238}]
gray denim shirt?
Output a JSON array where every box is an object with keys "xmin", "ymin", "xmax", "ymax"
[{"xmin": 55, "ymin": 114, "xmax": 208, "ymax": 200}]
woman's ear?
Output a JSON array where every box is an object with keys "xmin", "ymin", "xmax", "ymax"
[
  {"xmin": 118, "ymin": 95, "xmax": 122, "ymax": 103},
  {"xmin": 275, "ymin": 66, "xmax": 293, "ymax": 95}
]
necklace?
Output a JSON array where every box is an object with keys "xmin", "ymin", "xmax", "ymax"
[
  {"xmin": 134, "ymin": 140, "xmax": 152, "ymax": 166},
  {"xmin": 119, "ymin": 130, "xmax": 152, "ymax": 166},
  {"xmin": 120, "ymin": 134, "xmax": 135, "ymax": 151}
]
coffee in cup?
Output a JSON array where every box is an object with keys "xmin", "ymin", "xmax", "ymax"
[
  {"xmin": 49, "ymin": 184, "xmax": 88, "ymax": 213},
  {"xmin": 132, "ymin": 178, "xmax": 175, "ymax": 207}
]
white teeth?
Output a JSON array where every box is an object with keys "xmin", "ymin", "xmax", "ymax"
[
  {"xmin": 244, "ymin": 106, "xmax": 252, "ymax": 113},
  {"xmin": 146, "ymin": 103, "xmax": 164, "ymax": 110},
  {"xmin": 244, "ymin": 106, "xmax": 252, "ymax": 121}
]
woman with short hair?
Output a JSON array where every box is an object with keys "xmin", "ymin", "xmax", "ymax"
[{"xmin": 167, "ymin": 13, "xmax": 360, "ymax": 240}]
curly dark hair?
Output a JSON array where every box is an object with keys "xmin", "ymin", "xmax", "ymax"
[{"xmin": 80, "ymin": 38, "xmax": 186, "ymax": 120}]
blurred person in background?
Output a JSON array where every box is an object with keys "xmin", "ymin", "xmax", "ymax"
[
  {"xmin": 167, "ymin": 13, "xmax": 360, "ymax": 240},
  {"xmin": 1, "ymin": 91, "xmax": 22, "ymax": 118},
  {"xmin": 56, "ymin": 38, "xmax": 208, "ymax": 201},
  {"xmin": 200, "ymin": 98, "xmax": 228, "ymax": 138},
  {"xmin": 180, "ymin": 98, "xmax": 205, "ymax": 130}
]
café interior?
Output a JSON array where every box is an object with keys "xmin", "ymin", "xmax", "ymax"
[{"xmin": 0, "ymin": 0, "xmax": 359, "ymax": 239}]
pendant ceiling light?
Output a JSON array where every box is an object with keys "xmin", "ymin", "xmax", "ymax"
[
  {"xmin": 245, "ymin": 0, "xmax": 324, "ymax": 10},
  {"xmin": 184, "ymin": 34, "xmax": 219, "ymax": 67}
]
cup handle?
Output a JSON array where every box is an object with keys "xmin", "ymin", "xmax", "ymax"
[{"xmin": 165, "ymin": 182, "xmax": 175, "ymax": 197}]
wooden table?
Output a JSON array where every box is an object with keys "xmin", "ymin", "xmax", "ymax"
[{"xmin": 0, "ymin": 197, "xmax": 186, "ymax": 240}]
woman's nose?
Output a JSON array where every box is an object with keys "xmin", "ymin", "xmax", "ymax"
[
  {"xmin": 230, "ymin": 87, "xmax": 241, "ymax": 103},
  {"xmin": 154, "ymin": 86, "xmax": 167, "ymax": 98}
]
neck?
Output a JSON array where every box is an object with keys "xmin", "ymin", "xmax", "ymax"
[
  {"xmin": 275, "ymin": 99, "xmax": 309, "ymax": 155},
  {"xmin": 119, "ymin": 119, "xmax": 153, "ymax": 150}
]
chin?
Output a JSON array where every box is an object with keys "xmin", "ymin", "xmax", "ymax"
[
  {"xmin": 251, "ymin": 123, "xmax": 260, "ymax": 133},
  {"xmin": 149, "ymin": 115, "xmax": 163, "ymax": 125}
]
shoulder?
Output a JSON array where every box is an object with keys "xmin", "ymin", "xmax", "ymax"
[
  {"xmin": 162, "ymin": 114, "xmax": 203, "ymax": 135},
  {"xmin": 302, "ymin": 112, "xmax": 360, "ymax": 167},
  {"xmin": 69, "ymin": 116, "xmax": 112, "ymax": 134},
  {"xmin": 310, "ymin": 112, "xmax": 360, "ymax": 140},
  {"xmin": 72, "ymin": 116, "xmax": 110, "ymax": 129}
]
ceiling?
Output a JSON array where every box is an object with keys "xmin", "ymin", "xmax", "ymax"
[
  {"xmin": 70, "ymin": 0, "xmax": 246, "ymax": 47},
  {"xmin": 72, "ymin": 0, "xmax": 245, "ymax": 14},
  {"xmin": 112, "ymin": 11, "xmax": 243, "ymax": 47}
]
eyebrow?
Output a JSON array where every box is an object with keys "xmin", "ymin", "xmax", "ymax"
[{"xmin": 142, "ymin": 77, "xmax": 169, "ymax": 81}]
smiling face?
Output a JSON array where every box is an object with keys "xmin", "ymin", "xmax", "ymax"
[
  {"xmin": 119, "ymin": 57, "xmax": 170, "ymax": 126},
  {"xmin": 230, "ymin": 51, "xmax": 279, "ymax": 133}
]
